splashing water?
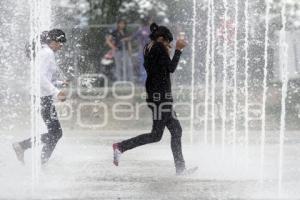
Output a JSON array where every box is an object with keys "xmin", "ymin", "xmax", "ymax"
[
  {"xmin": 202, "ymin": 1, "xmax": 290, "ymax": 196},
  {"xmin": 279, "ymin": 0, "xmax": 288, "ymax": 195},
  {"xmin": 244, "ymin": 0, "xmax": 250, "ymax": 173},
  {"xmin": 29, "ymin": 0, "xmax": 51, "ymax": 193},
  {"xmin": 233, "ymin": 0, "xmax": 239, "ymax": 154},
  {"xmin": 0, "ymin": 0, "xmax": 297, "ymax": 198},
  {"xmin": 211, "ymin": 0, "xmax": 216, "ymax": 146},
  {"xmin": 29, "ymin": 0, "xmax": 41, "ymax": 190},
  {"xmin": 204, "ymin": 0, "xmax": 212, "ymax": 145},
  {"xmin": 222, "ymin": 0, "xmax": 229, "ymax": 158},
  {"xmin": 261, "ymin": 0, "xmax": 271, "ymax": 184},
  {"xmin": 190, "ymin": 0, "xmax": 197, "ymax": 143}
]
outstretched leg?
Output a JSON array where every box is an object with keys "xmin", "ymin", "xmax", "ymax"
[
  {"xmin": 113, "ymin": 105, "xmax": 167, "ymax": 166},
  {"xmin": 119, "ymin": 118, "xmax": 166, "ymax": 152}
]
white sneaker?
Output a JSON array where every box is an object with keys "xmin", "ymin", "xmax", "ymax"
[
  {"xmin": 113, "ymin": 143, "xmax": 122, "ymax": 166},
  {"xmin": 12, "ymin": 143, "xmax": 25, "ymax": 164}
]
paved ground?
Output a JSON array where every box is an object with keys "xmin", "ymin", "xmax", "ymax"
[{"xmin": 0, "ymin": 131, "xmax": 300, "ymax": 200}]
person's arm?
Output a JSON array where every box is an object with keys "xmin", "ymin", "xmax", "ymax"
[
  {"xmin": 53, "ymin": 67, "xmax": 69, "ymax": 88},
  {"xmin": 157, "ymin": 40, "xmax": 187, "ymax": 73},
  {"xmin": 128, "ymin": 41, "xmax": 133, "ymax": 56},
  {"xmin": 106, "ymin": 35, "xmax": 117, "ymax": 50},
  {"xmin": 156, "ymin": 43, "xmax": 181, "ymax": 73}
]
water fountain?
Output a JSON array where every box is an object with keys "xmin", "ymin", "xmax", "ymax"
[
  {"xmin": 243, "ymin": 0, "xmax": 250, "ymax": 174},
  {"xmin": 190, "ymin": 0, "xmax": 197, "ymax": 143},
  {"xmin": 204, "ymin": 0, "xmax": 212, "ymax": 145},
  {"xmin": 278, "ymin": 0, "xmax": 288, "ymax": 194},
  {"xmin": 211, "ymin": 0, "xmax": 217, "ymax": 146},
  {"xmin": 232, "ymin": 0, "xmax": 239, "ymax": 152},
  {"xmin": 28, "ymin": 0, "xmax": 52, "ymax": 193},
  {"xmin": 0, "ymin": 0, "xmax": 298, "ymax": 199},
  {"xmin": 200, "ymin": 0, "xmax": 290, "ymax": 196},
  {"xmin": 261, "ymin": 0, "xmax": 271, "ymax": 184},
  {"xmin": 222, "ymin": 0, "xmax": 229, "ymax": 157}
]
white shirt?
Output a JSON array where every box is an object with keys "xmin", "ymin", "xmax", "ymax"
[{"xmin": 39, "ymin": 45, "xmax": 60, "ymax": 97}]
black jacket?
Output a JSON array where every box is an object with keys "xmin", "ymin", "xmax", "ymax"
[{"xmin": 144, "ymin": 42, "xmax": 182, "ymax": 103}]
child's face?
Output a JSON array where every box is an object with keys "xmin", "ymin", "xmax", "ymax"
[{"xmin": 49, "ymin": 41, "xmax": 63, "ymax": 52}]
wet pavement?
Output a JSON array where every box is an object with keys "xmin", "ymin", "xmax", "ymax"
[{"xmin": 0, "ymin": 131, "xmax": 300, "ymax": 200}]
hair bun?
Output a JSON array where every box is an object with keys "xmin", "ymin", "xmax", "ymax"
[{"xmin": 150, "ymin": 23, "xmax": 159, "ymax": 33}]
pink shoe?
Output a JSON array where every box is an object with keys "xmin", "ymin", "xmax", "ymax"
[{"xmin": 113, "ymin": 143, "xmax": 122, "ymax": 166}]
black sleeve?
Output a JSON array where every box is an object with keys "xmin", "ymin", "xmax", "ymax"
[{"xmin": 156, "ymin": 42, "xmax": 182, "ymax": 73}]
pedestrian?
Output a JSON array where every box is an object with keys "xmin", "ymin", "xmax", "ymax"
[
  {"xmin": 106, "ymin": 19, "xmax": 134, "ymax": 82},
  {"xmin": 13, "ymin": 29, "xmax": 68, "ymax": 165},
  {"xmin": 112, "ymin": 23, "xmax": 197, "ymax": 175}
]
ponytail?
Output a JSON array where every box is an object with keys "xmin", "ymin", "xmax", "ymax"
[{"xmin": 148, "ymin": 22, "xmax": 173, "ymax": 42}]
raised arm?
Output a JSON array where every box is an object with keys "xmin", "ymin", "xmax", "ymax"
[
  {"xmin": 157, "ymin": 40, "xmax": 186, "ymax": 73},
  {"xmin": 157, "ymin": 44, "xmax": 182, "ymax": 73}
]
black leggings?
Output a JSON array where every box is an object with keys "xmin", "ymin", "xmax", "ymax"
[
  {"xmin": 120, "ymin": 103, "xmax": 185, "ymax": 171},
  {"xmin": 19, "ymin": 96, "xmax": 62, "ymax": 164}
]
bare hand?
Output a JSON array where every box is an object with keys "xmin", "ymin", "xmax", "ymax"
[
  {"xmin": 176, "ymin": 39, "xmax": 187, "ymax": 50},
  {"xmin": 57, "ymin": 91, "xmax": 67, "ymax": 102}
]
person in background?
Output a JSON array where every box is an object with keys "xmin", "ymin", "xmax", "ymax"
[
  {"xmin": 131, "ymin": 16, "xmax": 152, "ymax": 84},
  {"xmin": 13, "ymin": 29, "xmax": 68, "ymax": 165},
  {"xmin": 106, "ymin": 19, "xmax": 134, "ymax": 82}
]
